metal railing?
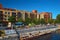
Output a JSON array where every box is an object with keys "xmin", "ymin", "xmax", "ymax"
[{"xmin": 17, "ymin": 25, "xmax": 57, "ymax": 33}]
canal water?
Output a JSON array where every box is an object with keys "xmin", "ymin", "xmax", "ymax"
[
  {"xmin": 50, "ymin": 30, "xmax": 60, "ymax": 40},
  {"xmin": 25, "ymin": 29, "xmax": 60, "ymax": 40},
  {"xmin": 36, "ymin": 33, "xmax": 60, "ymax": 40}
]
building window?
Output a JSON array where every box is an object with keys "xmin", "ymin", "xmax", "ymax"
[
  {"xmin": 4, "ymin": 15, "xmax": 7, "ymax": 17},
  {"xmin": 17, "ymin": 12, "xmax": 22, "ymax": 18},
  {"xmin": 5, "ymin": 12, "xmax": 7, "ymax": 14},
  {"xmin": 4, "ymin": 18, "xmax": 6, "ymax": 20},
  {"xmin": 8, "ymin": 16, "xmax": 10, "ymax": 17},
  {"xmin": 25, "ymin": 12, "xmax": 28, "ymax": 18},
  {"xmin": 30, "ymin": 13, "xmax": 34, "ymax": 19},
  {"xmin": 11, "ymin": 9, "xmax": 16, "ymax": 11},
  {"xmin": 12, "ymin": 12, "xmax": 16, "ymax": 17},
  {"xmin": 0, "ymin": 11, "xmax": 3, "ymax": 13},
  {"xmin": 8, "ymin": 12, "xmax": 10, "ymax": 14},
  {"xmin": 4, "ymin": 18, "xmax": 8, "ymax": 21},
  {"xmin": 0, "ymin": 11, "xmax": 3, "ymax": 20}
]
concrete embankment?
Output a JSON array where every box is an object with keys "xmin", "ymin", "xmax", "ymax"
[
  {"xmin": 0, "ymin": 34, "xmax": 19, "ymax": 40},
  {"xmin": 23, "ymin": 33, "xmax": 52, "ymax": 40},
  {"xmin": 21, "ymin": 29, "xmax": 60, "ymax": 40},
  {"xmin": 20, "ymin": 28, "xmax": 57, "ymax": 40}
]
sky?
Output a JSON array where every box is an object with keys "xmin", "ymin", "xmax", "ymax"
[{"xmin": 0, "ymin": 0, "xmax": 60, "ymax": 19}]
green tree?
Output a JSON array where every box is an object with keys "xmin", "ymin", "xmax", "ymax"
[
  {"xmin": 17, "ymin": 18, "xmax": 23, "ymax": 22},
  {"xmin": 0, "ymin": 30, "xmax": 4, "ymax": 36},
  {"xmin": 8, "ymin": 16, "xmax": 16, "ymax": 29},
  {"xmin": 36, "ymin": 19, "xmax": 40, "ymax": 24},
  {"xmin": 25, "ymin": 18, "xmax": 31, "ymax": 25},
  {"xmin": 56, "ymin": 14, "xmax": 60, "ymax": 23},
  {"xmin": 32, "ymin": 18, "xmax": 37, "ymax": 24},
  {"xmin": 40, "ymin": 18, "xmax": 46, "ymax": 24},
  {"xmin": 8, "ymin": 16, "xmax": 16, "ymax": 23},
  {"xmin": 48, "ymin": 19, "xmax": 53, "ymax": 24},
  {"xmin": 53, "ymin": 19, "xmax": 57, "ymax": 24}
]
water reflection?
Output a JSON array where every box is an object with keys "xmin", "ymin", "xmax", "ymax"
[
  {"xmin": 38, "ymin": 30, "xmax": 60, "ymax": 40},
  {"xmin": 51, "ymin": 33, "xmax": 60, "ymax": 40}
]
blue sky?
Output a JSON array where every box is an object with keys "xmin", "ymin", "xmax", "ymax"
[{"xmin": 0, "ymin": 0, "xmax": 60, "ymax": 19}]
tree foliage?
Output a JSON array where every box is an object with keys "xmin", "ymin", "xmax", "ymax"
[
  {"xmin": 32, "ymin": 18, "xmax": 37, "ymax": 24},
  {"xmin": 37, "ymin": 19, "xmax": 41, "ymax": 24},
  {"xmin": 56, "ymin": 14, "xmax": 60, "ymax": 23},
  {"xmin": 0, "ymin": 20, "xmax": 2, "ymax": 23},
  {"xmin": 8, "ymin": 16, "xmax": 16, "ymax": 23},
  {"xmin": 40, "ymin": 18, "xmax": 46, "ymax": 24},
  {"xmin": 24, "ymin": 18, "xmax": 31, "ymax": 25},
  {"xmin": 17, "ymin": 18, "xmax": 23, "ymax": 22},
  {"xmin": 0, "ymin": 30, "xmax": 4, "ymax": 36},
  {"xmin": 48, "ymin": 19, "xmax": 53, "ymax": 24}
]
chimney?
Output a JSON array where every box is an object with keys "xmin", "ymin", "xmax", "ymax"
[
  {"xmin": 32, "ymin": 10, "xmax": 37, "ymax": 14},
  {"xmin": 0, "ymin": 4, "xmax": 3, "ymax": 9}
]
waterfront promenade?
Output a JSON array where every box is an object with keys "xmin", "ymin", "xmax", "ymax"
[
  {"xmin": 0, "ymin": 25, "xmax": 59, "ymax": 40},
  {"xmin": 19, "ymin": 25, "xmax": 58, "ymax": 40}
]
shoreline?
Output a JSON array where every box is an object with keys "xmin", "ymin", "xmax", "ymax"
[
  {"xmin": 22, "ymin": 32, "xmax": 52, "ymax": 40},
  {"xmin": 20, "ymin": 29, "xmax": 60, "ymax": 40}
]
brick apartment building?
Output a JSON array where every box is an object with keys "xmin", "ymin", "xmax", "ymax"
[
  {"xmin": 0, "ymin": 4, "xmax": 52, "ymax": 27},
  {"xmin": 40, "ymin": 12, "xmax": 52, "ymax": 23}
]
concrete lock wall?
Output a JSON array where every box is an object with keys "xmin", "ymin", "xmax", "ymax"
[
  {"xmin": 0, "ymin": 36, "xmax": 19, "ymax": 40},
  {"xmin": 0, "ymin": 29, "xmax": 19, "ymax": 40}
]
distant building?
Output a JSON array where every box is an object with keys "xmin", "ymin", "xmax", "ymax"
[{"xmin": 40, "ymin": 12, "xmax": 52, "ymax": 22}]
